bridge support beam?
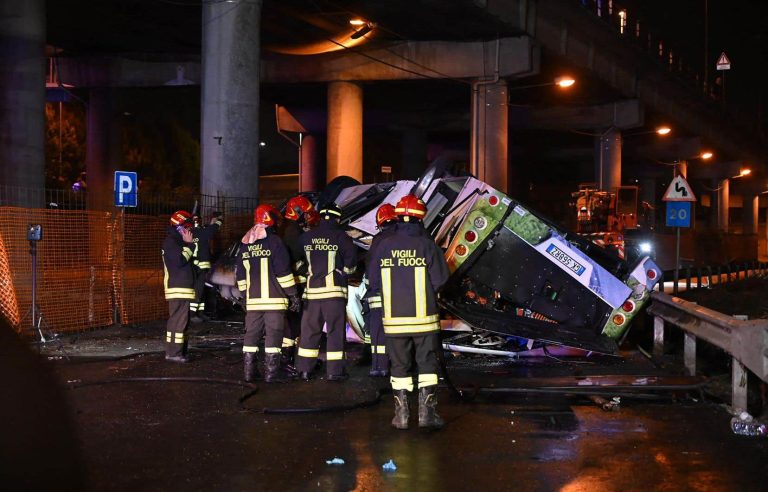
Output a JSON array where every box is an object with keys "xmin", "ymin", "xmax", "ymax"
[
  {"xmin": 0, "ymin": 0, "xmax": 45, "ymax": 205},
  {"xmin": 471, "ymin": 80, "xmax": 509, "ymax": 193},
  {"xmin": 595, "ymin": 128, "xmax": 621, "ymax": 192},
  {"xmin": 299, "ymin": 134, "xmax": 320, "ymax": 192},
  {"xmin": 200, "ymin": 0, "xmax": 261, "ymax": 202},
  {"xmin": 326, "ymin": 81, "xmax": 363, "ymax": 183},
  {"xmin": 717, "ymin": 178, "xmax": 730, "ymax": 232},
  {"xmin": 743, "ymin": 194, "xmax": 758, "ymax": 234},
  {"xmin": 85, "ymin": 88, "xmax": 122, "ymax": 211}
]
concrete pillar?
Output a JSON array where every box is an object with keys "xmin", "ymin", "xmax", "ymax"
[
  {"xmin": 717, "ymin": 178, "xmax": 730, "ymax": 232},
  {"xmin": 85, "ymin": 88, "xmax": 122, "ymax": 211},
  {"xmin": 402, "ymin": 129, "xmax": 427, "ymax": 180},
  {"xmin": 327, "ymin": 81, "xmax": 363, "ymax": 182},
  {"xmin": 676, "ymin": 160, "xmax": 688, "ymax": 178},
  {"xmin": 471, "ymin": 80, "xmax": 508, "ymax": 193},
  {"xmin": 201, "ymin": 0, "xmax": 262, "ymax": 204},
  {"xmin": 594, "ymin": 128, "xmax": 621, "ymax": 192},
  {"xmin": 299, "ymin": 134, "xmax": 320, "ymax": 192},
  {"xmin": 0, "ymin": 0, "xmax": 45, "ymax": 205},
  {"xmin": 743, "ymin": 194, "xmax": 759, "ymax": 234}
]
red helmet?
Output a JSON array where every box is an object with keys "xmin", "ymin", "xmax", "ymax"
[
  {"xmin": 375, "ymin": 203, "xmax": 398, "ymax": 227},
  {"xmin": 262, "ymin": 204, "xmax": 281, "ymax": 226},
  {"xmin": 284, "ymin": 195, "xmax": 314, "ymax": 222},
  {"xmin": 304, "ymin": 209, "xmax": 320, "ymax": 227},
  {"xmin": 253, "ymin": 204, "xmax": 276, "ymax": 227},
  {"xmin": 170, "ymin": 210, "xmax": 193, "ymax": 228},
  {"xmin": 395, "ymin": 194, "xmax": 427, "ymax": 220}
]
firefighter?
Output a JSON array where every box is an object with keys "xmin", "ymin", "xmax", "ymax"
[
  {"xmin": 279, "ymin": 195, "xmax": 316, "ymax": 371},
  {"xmin": 162, "ymin": 210, "xmax": 196, "ymax": 363},
  {"xmin": 368, "ymin": 194, "xmax": 450, "ymax": 429},
  {"xmin": 295, "ymin": 203, "xmax": 358, "ymax": 381},
  {"xmin": 365, "ymin": 203, "xmax": 399, "ymax": 377},
  {"xmin": 190, "ymin": 212, "xmax": 223, "ymax": 322},
  {"xmin": 235, "ymin": 205, "xmax": 301, "ymax": 382}
]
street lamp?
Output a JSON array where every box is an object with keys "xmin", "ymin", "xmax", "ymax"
[
  {"xmin": 700, "ymin": 151, "xmax": 713, "ymax": 160},
  {"xmin": 656, "ymin": 126, "xmax": 672, "ymax": 136},
  {"xmin": 510, "ymin": 75, "xmax": 577, "ymax": 91}
]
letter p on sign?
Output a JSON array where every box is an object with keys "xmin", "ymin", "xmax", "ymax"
[{"xmin": 114, "ymin": 171, "xmax": 138, "ymax": 207}]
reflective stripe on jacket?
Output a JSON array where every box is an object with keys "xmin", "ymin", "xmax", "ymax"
[
  {"xmin": 299, "ymin": 219, "xmax": 358, "ymax": 300},
  {"xmin": 235, "ymin": 232, "xmax": 297, "ymax": 311},
  {"xmin": 162, "ymin": 228, "xmax": 195, "ymax": 300},
  {"xmin": 368, "ymin": 222, "xmax": 449, "ymax": 336}
]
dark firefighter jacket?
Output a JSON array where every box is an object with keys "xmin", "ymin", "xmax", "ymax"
[
  {"xmin": 280, "ymin": 219, "xmax": 308, "ymax": 285},
  {"xmin": 162, "ymin": 227, "xmax": 195, "ymax": 300},
  {"xmin": 235, "ymin": 232, "xmax": 297, "ymax": 311},
  {"xmin": 299, "ymin": 219, "xmax": 358, "ymax": 300},
  {"xmin": 191, "ymin": 218, "xmax": 222, "ymax": 269},
  {"xmin": 365, "ymin": 222, "xmax": 397, "ymax": 310},
  {"xmin": 367, "ymin": 222, "xmax": 450, "ymax": 336}
]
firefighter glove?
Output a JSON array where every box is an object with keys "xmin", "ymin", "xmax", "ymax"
[{"xmin": 288, "ymin": 295, "xmax": 301, "ymax": 313}]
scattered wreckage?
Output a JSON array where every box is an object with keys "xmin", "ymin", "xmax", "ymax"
[{"xmin": 211, "ymin": 162, "xmax": 661, "ymax": 357}]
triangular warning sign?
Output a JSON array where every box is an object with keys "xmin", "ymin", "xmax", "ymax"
[
  {"xmin": 716, "ymin": 52, "xmax": 731, "ymax": 70},
  {"xmin": 663, "ymin": 175, "xmax": 696, "ymax": 202}
]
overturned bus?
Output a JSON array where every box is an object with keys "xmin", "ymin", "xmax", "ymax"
[{"xmin": 214, "ymin": 165, "xmax": 661, "ymax": 356}]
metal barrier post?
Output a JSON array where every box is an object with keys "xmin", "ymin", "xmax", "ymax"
[
  {"xmin": 707, "ymin": 266, "xmax": 714, "ymax": 287},
  {"xmin": 732, "ymin": 358, "xmax": 748, "ymax": 413},
  {"xmin": 653, "ymin": 316, "xmax": 665, "ymax": 357},
  {"xmin": 684, "ymin": 332, "xmax": 696, "ymax": 376},
  {"xmin": 685, "ymin": 267, "xmax": 692, "ymax": 291}
]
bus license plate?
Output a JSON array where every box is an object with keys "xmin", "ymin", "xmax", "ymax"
[{"xmin": 546, "ymin": 244, "xmax": 586, "ymax": 276}]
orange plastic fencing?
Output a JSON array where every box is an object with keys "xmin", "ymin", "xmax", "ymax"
[{"xmin": 0, "ymin": 206, "xmax": 255, "ymax": 335}]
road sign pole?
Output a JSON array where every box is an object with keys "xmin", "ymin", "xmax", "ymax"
[{"xmin": 674, "ymin": 226, "xmax": 680, "ymax": 295}]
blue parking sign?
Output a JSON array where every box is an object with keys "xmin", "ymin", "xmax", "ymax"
[
  {"xmin": 666, "ymin": 201, "xmax": 691, "ymax": 227},
  {"xmin": 114, "ymin": 171, "xmax": 138, "ymax": 207}
]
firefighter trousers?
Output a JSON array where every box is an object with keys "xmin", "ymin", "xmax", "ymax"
[
  {"xmin": 369, "ymin": 307, "xmax": 389, "ymax": 373},
  {"xmin": 244, "ymin": 311, "xmax": 286, "ymax": 355},
  {"xmin": 296, "ymin": 298, "xmax": 346, "ymax": 376},
  {"xmin": 282, "ymin": 285, "xmax": 303, "ymax": 350},
  {"xmin": 386, "ymin": 333, "xmax": 440, "ymax": 392},
  {"xmin": 166, "ymin": 299, "xmax": 190, "ymax": 357},
  {"xmin": 190, "ymin": 267, "xmax": 208, "ymax": 313}
]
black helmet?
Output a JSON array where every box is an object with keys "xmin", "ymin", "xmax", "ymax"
[{"xmin": 318, "ymin": 203, "xmax": 342, "ymax": 220}]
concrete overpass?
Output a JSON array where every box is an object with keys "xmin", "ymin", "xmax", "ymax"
[{"xmin": 2, "ymin": 0, "xmax": 766, "ymax": 251}]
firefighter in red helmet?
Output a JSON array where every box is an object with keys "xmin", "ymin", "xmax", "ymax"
[
  {"xmin": 163, "ymin": 210, "xmax": 196, "ymax": 362},
  {"xmin": 364, "ymin": 203, "xmax": 398, "ymax": 377},
  {"xmin": 235, "ymin": 205, "xmax": 300, "ymax": 382},
  {"xmin": 295, "ymin": 203, "xmax": 358, "ymax": 381},
  {"xmin": 368, "ymin": 194, "xmax": 450, "ymax": 429},
  {"xmin": 278, "ymin": 195, "xmax": 316, "ymax": 371}
]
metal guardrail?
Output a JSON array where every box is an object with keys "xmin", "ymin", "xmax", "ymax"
[
  {"xmin": 646, "ymin": 291, "xmax": 768, "ymax": 414},
  {"xmin": 658, "ymin": 261, "xmax": 767, "ymax": 294}
]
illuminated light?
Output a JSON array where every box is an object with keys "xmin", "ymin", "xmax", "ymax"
[
  {"xmin": 259, "ymin": 141, "xmax": 266, "ymax": 147},
  {"xmin": 473, "ymin": 216, "xmax": 488, "ymax": 230},
  {"xmin": 639, "ymin": 242, "xmax": 652, "ymax": 253},
  {"xmin": 455, "ymin": 244, "xmax": 468, "ymax": 257},
  {"xmin": 622, "ymin": 300, "xmax": 635, "ymax": 313},
  {"xmin": 656, "ymin": 126, "xmax": 672, "ymax": 135},
  {"xmin": 350, "ymin": 23, "xmax": 375, "ymax": 40},
  {"xmin": 740, "ymin": 168, "xmax": 752, "ymax": 177},
  {"xmin": 488, "ymin": 195, "xmax": 499, "ymax": 206},
  {"xmin": 700, "ymin": 152, "xmax": 713, "ymax": 160},
  {"xmin": 349, "ymin": 19, "xmax": 366, "ymax": 26},
  {"xmin": 612, "ymin": 313, "xmax": 626, "ymax": 326},
  {"xmin": 555, "ymin": 76, "xmax": 576, "ymax": 88},
  {"xmin": 465, "ymin": 230, "xmax": 478, "ymax": 243},
  {"xmin": 647, "ymin": 269, "xmax": 657, "ymax": 280}
]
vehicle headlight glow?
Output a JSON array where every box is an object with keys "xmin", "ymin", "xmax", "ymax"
[{"xmin": 639, "ymin": 242, "xmax": 652, "ymax": 253}]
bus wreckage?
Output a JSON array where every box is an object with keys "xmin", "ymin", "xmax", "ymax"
[{"xmin": 212, "ymin": 163, "xmax": 661, "ymax": 357}]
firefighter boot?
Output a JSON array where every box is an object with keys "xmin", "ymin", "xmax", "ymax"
[
  {"xmin": 243, "ymin": 352, "xmax": 261, "ymax": 382},
  {"xmin": 418, "ymin": 387, "xmax": 444, "ymax": 429},
  {"xmin": 264, "ymin": 353, "xmax": 288, "ymax": 383},
  {"xmin": 391, "ymin": 390, "xmax": 410, "ymax": 430},
  {"xmin": 281, "ymin": 346, "xmax": 298, "ymax": 377}
]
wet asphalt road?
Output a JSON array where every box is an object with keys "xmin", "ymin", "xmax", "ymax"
[{"xmin": 37, "ymin": 344, "xmax": 768, "ymax": 492}]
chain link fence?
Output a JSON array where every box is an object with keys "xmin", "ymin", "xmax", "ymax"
[{"xmin": 0, "ymin": 186, "xmax": 278, "ymax": 335}]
